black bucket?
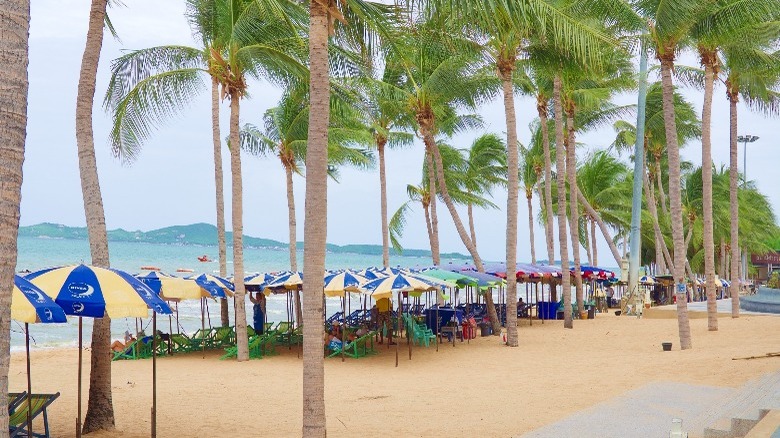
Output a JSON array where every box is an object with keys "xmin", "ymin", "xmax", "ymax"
[
  {"xmin": 614, "ymin": 310, "xmax": 622, "ymax": 316},
  {"xmin": 662, "ymin": 342, "xmax": 672, "ymax": 351}
]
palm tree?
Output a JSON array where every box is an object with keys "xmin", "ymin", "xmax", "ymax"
[
  {"xmin": 721, "ymin": 38, "xmax": 780, "ymax": 318},
  {"xmin": 639, "ymin": 0, "xmax": 710, "ymax": 350},
  {"xmin": 463, "ymin": 134, "xmax": 507, "ymax": 256},
  {"xmin": 303, "ymin": 1, "xmax": 394, "ymax": 434},
  {"xmin": 0, "ymin": 0, "xmax": 30, "ymax": 432},
  {"xmin": 553, "ymin": 76, "xmax": 572, "ymax": 328},
  {"xmin": 362, "ymin": 72, "xmax": 415, "ymax": 268},
  {"xmin": 389, "ymin": 183, "xmax": 431, "ymax": 254},
  {"xmin": 240, "ymin": 87, "xmax": 374, "ymax": 325},
  {"xmin": 106, "ymin": 0, "xmax": 308, "ymax": 361},
  {"xmin": 577, "ymin": 150, "xmax": 631, "ymax": 266},
  {"xmin": 75, "ymin": 0, "xmax": 116, "ymax": 432},
  {"xmin": 520, "ymin": 139, "xmax": 544, "ymax": 264}
]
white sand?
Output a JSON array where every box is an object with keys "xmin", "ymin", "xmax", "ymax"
[{"xmin": 10, "ymin": 312, "xmax": 780, "ymax": 437}]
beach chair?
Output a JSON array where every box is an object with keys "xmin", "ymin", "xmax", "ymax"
[
  {"xmin": 191, "ymin": 327, "xmax": 217, "ymax": 349},
  {"xmin": 249, "ymin": 333, "xmax": 277, "ymax": 358},
  {"xmin": 403, "ymin": 314, "xmax": 436, "ymax": 347},
  {"xmin": 112, "ymin": 338, "xmax": 152, "ymax": 361},
  {"xmin": 264, "ymin": 322, "xmax": 276, "ymax": 334},
  {"xmin": 170, "ymin": 333, "xmax": 195, "ymax": 354},
  {"xmin": 8, "ymin": 392, "xmax": 59, "ymax": 438},
  {"xmin": 8, "ymin": 392, "xmax": 26, "ymax": 414},
  {"xmin": 327, "ymin": 330, "xmax": 377, "ymax": 359},
  {"xmin": 213, "ymin": 326, "xmax": 236, "ymax": 348},
  {"xmin": 247, "ymin": 325, "xmax": 256, "ymax": 338}
]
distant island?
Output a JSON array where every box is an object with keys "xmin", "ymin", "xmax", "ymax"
[{"xmin": 18, "ymin": 222, "xmax": 471, "ymax": 260}]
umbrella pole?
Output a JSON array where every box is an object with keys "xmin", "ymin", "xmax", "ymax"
[
  {"xmin": 341, "ymin": 293, "xmax": 345, "ymax": 363},
  {"xmin": 408, "ymin": 293, "xmax": 412, "ymax": 361},
  {"xmin": 26, "ymin": 323, "xmax": 31, "ymax": 438},
  {"xmin": 395, "ymin": 291, "xmax": 400, "ymax": 368},
  {"xmin": 151, "ymin": 312, "xmax": 157, "ymax": 438},
  {"xmin": 205, "ymin": 299, "xmax": 212, "ymax": 328},
  {"xmin": 436, "ymin": 303, "xmax": 439, "ymax": 352},
  {"xmin": 77, "ymin": 317, "xmax": 82, "ymax": 438},
  {"xmin": 200, "ymin": 298, "xmax": 206, "ymax": 358}
]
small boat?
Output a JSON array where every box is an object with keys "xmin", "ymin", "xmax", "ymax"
[
  {"xmin": 140, "ymin": 266, "xmax": 161, "ymax": 271},
  {"xmin": 197, "ymin": 255, "xmax": 211, "ymax": 262},
  {"xmin": 176, "ymin": 268, "xmax": 195, "ymax": 274}
]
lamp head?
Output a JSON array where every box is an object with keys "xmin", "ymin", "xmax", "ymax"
[{"xmin": 738, "ymin": 135, "xmax": 759, "ymax": 143}]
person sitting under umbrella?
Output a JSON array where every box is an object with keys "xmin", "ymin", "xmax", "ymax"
[{"xmin": 111, "ymin": 330, "xmax": 136, "ymax": 352}]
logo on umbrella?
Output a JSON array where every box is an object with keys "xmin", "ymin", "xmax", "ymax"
[
  {"xmin": 68, "ymin": 283, "xmax": 95, "ymax": 299},
  {"xmin": 20, "ymin": 286, "xmax": 47, "ymax": 303},
  {"xmin": 72, "ymin": 302, "xmax": 85, "ymax": 314},
  {"xmin": 43, "ymin": 308, "xmax": 54, "ymax": 321}
]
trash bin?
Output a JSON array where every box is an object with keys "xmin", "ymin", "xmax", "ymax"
[
  {"xmin": 537, "ymin": 301, "xmax": 558, "ymax": 320},
  {"xmin": 479, "ymin": 322, "xmax": 491, "ymax": 337},
  {"xmin": 587, "ymin": 306, "xmax": 596, "ymax": 319}
]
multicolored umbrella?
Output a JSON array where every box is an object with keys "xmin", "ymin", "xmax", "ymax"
[
  {"xmin": 323, "ymin": 271, "xmax": 366, "ymax": 297},
  {"xmin": 12, "ymin": 275, "xmax": 67, "ymax": 324},
  {"xmin": 639, "ymin": 276, "xmax": 655, "ymax": 285},
  {"xmin": 362, "ymin": 273, "xmax": 438, "ymax": 300},
  {"xmin": 27, "ymin": 264, "xmax": 172, "ymax": 317},
  {"xmin": 12, "ymin": 275, "xmax": 67, "ymax": 437},
  {"xmin": 264, "ymin": 271, "xmax": 303, "ymax": 293},
  {"xmin": 245, "ymin": 273, "xmax": 276, "ymax": 292},
  {"xmin": 190, "ymin": 273, "xmax": 234, "ymax": 298},
  {"xmin": 137, "ymin": 271, "xmax": 204, "ymax": 301}
]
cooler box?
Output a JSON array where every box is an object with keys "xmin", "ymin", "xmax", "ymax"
[{"xmin": 537, "ymin": 301, "xmax": 558, "ymax": 320}]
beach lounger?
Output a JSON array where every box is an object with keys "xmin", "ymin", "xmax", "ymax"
[
  {"xmin": 8, "ymin": 392, "xmax": 26, "ymax": 414},
  {"xmin": 247, "ymin": 326, "xmax": 256, "ymax": 338},
  {"xmin": 170, "ymin": 333, "xmax": 195, "ymax": 354},
  {"xmin": 327, "ymin": 330, "xmax": 377, "ymax": 359},
  {"xmin": 8, "ymin": 392, "xmax": 59, "ymax": 438},
  {"xmin": 191, "ymin": 328, "xmax": 217, "ymax": 349},
  {"xmin": 213, "ymin": 326, "xmax": 236, "ymax": 348},
  {"xmin": 220, "ymin": 333, "xmax": 277, "ymax": 360},
  {"xmin": 112, "ymin": 338, "xmax": 152, "ymax": 361}
]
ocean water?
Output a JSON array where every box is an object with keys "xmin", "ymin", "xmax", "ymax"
[{"xmin": 12, "ymin": 236, "xmax": 458, "ymax": 351}]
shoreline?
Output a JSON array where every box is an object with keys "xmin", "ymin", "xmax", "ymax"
[{"xmin": 12, "ymin": 312, "xmax": 780, "ymax": 437}]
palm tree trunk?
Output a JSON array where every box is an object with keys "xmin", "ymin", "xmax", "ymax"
[
  {"xmin": 643, "ymin": 168, "xmax": 674, "ymax": 273},
  {"xmin": 685, "ymin": 224, "xmax": 696, "ymax": 282},
  {"xmin": 565, "ymin": 110, "xmax": 584, "ymax": 315},
  {"xmin": 728, "ymin": 88, "xmax": 741, "ymax": 318},
  {"xmin": 228, "ymin": 94, "xmax": 249, "ymax": 361},
  {"xmin": 76, "ymin": 0, "xmax": 115, "ymax": 432},
  {"xmin": 720, "ymin": 238, "xmax": 726, "ymax": 278},
  {"xmin": 378, "ymin": 139, "xmax": 390, "ymax": 268},
  {"xmin": 500, "ymin": 64, "xmax": 519, "ymax": 346},
  {"xmin": 539, "ymin": 95, "xmax": 555, "ymax": 266},
  {"xmin": 0, "ymin": 2, "xmax": 29, "ymax": 432},
  {"xmin": 700, "ymin": 54, "xmax": 718, "ymax": 330},
  {"xmin": 423, "ymin": 202, "xmax": 435, "ymax": 258},
  {"xmin": 655, "ymin": 159, "xmax": 668, "ymax": 216},
  {"xmin": 285, "ymin": 163, "xmax": 303, "ymax": 326},
  {"xmin": 554, "ymin": 76, "xmax": 572, "ymax": 328},
  {"xmin": 527, "ymin": 194, "xmax": 537, "ymax": 265},
  {"xmin": 576, "ymin": 189, "xmax": 621, "ymax": 266},
  {"xmin": 591, "ymin": 218, "xmax": 598, "ymax": 267},
  {"xmin": 660, "ymin": 57, "xmax": 692, "ymax": 350},
  {"xmin": 424, "ymin": 129, "xmax": 500, "ymax": 332},
  {"xmin": 584, "ymin": 220, "xmax": 593, "ymax": 266},
  {"xmin": 467, "ymin": 202, "xmax": 478, "ymax": 253},
  {"xmin": 425, "ymin": 149, "xmax": 441, "ymax": 265},
  {"xmin": 212, "ymin": 77, "xmax": 230, "ymax": 327},
  {"xmin": 302, "ymin": 2, "xmax": 328, "ymax": 435}
]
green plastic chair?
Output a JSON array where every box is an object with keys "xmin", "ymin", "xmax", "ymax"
[
  {"xmin": 9, "ymin": 392, "xmax": 59, "ymax": 437},
  {"xmin": 220, "ymin": 333, "xmax": 277, "ymax": 360}
]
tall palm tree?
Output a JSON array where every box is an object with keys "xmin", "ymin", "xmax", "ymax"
[
  {"xmin": 75, "ymin": 0, "xmax": 116, "ymax": 432},
  {"xmin": 303, "ymin": 1, "xmax": 394, "ymax": 434},
  {"xmin": 0, "ymin": 1, "xmax": 30, "ymax": 432},
  {"xmin": 362, "ymin": 72, "xmax": 414, "ymax": 268},
  {"xmin": 520, "ymin": 139, "xmax": 544, "ymax": 264},
  {"xmin": 639, "ymin": 0, "xmax": 710, "ymax": 350},
  {"xmin": 553, "ymin": 76, "xmax": 572, "ymax": 328},
  {"xmin": 106, "ymin": 0, "xmax": 308, "ymax": 361},
  {"xmin": 721, "ymin": 38, "xmax": 780, "ymax": 317},
  {"xmin": 240, "ymin": 87, "xmax": 374, "ymax": 323}
]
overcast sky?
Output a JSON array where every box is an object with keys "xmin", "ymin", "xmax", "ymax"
[{"xmin": 20, "ymin": 1, "xmax": 780, "ymax": 265}]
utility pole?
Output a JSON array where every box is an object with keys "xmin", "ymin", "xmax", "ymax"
[{"xmin": 628, "ymin": 37, "xmax": 648, "ymax": 316}]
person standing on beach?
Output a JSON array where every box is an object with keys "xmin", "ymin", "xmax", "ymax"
[
  {"xmin": 376, "ymin": 297, "xmax": 395, "ymax": 345},
  {"xmin": 250, "ymin": 292, "xmax": 266, "ymax": 335}
]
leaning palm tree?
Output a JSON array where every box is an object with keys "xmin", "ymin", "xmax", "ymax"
[
  {"xmin": 302, "ymin": 1, "xmax": 396, "ymax": 435},
  {"xmin": 462, "ymin": 134, "xmax": 507, "ymax": 256},
  {"xmin": 240, "ymin": 86, "xmax": 374, "ymax": 326},
  {"xmin": 0, "ymin": 0, "xmax": 30, "ymax": 432},
  {"xmin": 106, "ymin": 0, "xmax": 308, "ymax": 362}
]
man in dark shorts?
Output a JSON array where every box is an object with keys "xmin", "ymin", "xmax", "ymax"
[{"xmin": 376, "ymin": 297, "xmax": 395, "ymax": 345}]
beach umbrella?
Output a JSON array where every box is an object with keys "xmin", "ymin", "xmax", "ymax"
[
  {"xmin": 323, "ymin": 271, "xmax": 366, "ymax": 297},
  {"xmin": 12, "ymin": 274, "xmax": 67, "ymax": 437},
  {"xmin": 639, "ymin": 276, "xmax": 655, "ymax": 285},
  {"xmin": 190, "ymin": 273, "xmax": 234, "ymax": 298},
  {"xmin": 264, "ymin": 271, "xmax": 303, "ymax": 293},
  {"xmin": 244, "ymin": 273, "xmax": 276, "ymax": 292},
  {"xmin": 27, "ymin": 264, "xmax": 172, "ymax": 438},
  {"xmin": 137, "ymin": 271, "xmax": 204, "ymax": 301}
]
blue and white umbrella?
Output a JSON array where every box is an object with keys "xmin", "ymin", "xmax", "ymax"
[
  {"xmin": 27, "ymin": 264, "xmax": 172, "ymax": 317},
  {"xmin": 264, "ymin": 271, "xmax": 303, "ymax": 294},
  {"xmin": 12, "ymin": 274, "xmax": 67, "ymax": 324},
  {"xmin": 190, "ymin": 273, "xmax": 234, "ymax": 299},
  {"xmin": 324, "ymin": 271, "xmax": 367, "ymax": 297},
  {"xmin": 362, "ymin": 273, "xmax": 438, "ymax": 300},
  {"xmin": 245, "ymin": 273, "xmax": 276, "ymax": 292}
]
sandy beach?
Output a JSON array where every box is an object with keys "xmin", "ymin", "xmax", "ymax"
[{"xmin": 11, "ymin": 312, "xmax": 780, "ymax": 437}]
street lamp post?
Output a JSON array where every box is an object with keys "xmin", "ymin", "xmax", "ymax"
[{"xmin": 736, "ymin": 134, "xmax": 758, "ymax": 288}]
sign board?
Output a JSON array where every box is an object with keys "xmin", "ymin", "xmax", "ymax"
[
  {"xmin": 751, "ymin": 252, "xmax": 780, "ymax": 265},
  {"xmin": 677, "ymin": 283, "xmax": 686, "ymax": 294}
]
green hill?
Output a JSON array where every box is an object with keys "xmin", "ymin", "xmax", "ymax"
[{"xmin": 18, "ymin": 222, "xmax": 470, "ymax": 259}]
